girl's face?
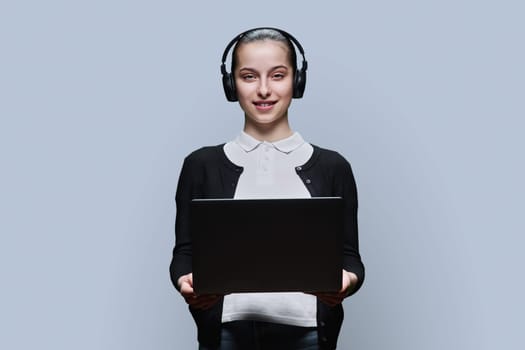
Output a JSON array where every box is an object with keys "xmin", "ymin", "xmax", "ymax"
[{"xmin": 234, "ymin": 40, "xmax": 294, "ymax": 130}]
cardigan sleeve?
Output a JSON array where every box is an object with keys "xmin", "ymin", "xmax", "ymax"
[
  {"xmin": 169, "ymin": 153, "xmax": 200, "ymax": 290},
  {"xmin": 335, "ymin": 154, "xmax": 365, "ymax": 295}
]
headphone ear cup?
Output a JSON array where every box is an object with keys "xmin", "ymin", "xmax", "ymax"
[
  {"xmin": 222, "ymin": 73, "xmax": 238, "ymax": 102},
  {"xmin": 293, "ymin": 68, "xmax": 307, "ymax": 98}
]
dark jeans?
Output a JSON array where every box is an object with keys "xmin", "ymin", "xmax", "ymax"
[{"xmin": 199, "ymin": 320, "xmax": 319, "ymax": 350}]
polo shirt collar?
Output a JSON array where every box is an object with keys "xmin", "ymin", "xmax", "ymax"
[{"xmin": 236, "ymin": 131, "xmax": 305, "ymax": 154}]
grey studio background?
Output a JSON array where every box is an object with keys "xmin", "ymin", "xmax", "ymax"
[{"xmin": 1, "ymin": 0, "xmax": 523, "ymax": 349}]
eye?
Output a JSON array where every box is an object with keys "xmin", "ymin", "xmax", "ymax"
[
  {"xmin": 241, "ymin": 73, "xmax": 257, "ymax": 81},
  {"xmin": 272, "ymin": 72, "xmax": 286, "ymax": 80}
]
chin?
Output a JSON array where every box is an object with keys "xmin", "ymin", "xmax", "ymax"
[{"xmin": 249, "ymin": 115, "xmax": 283, "ymax": 125}]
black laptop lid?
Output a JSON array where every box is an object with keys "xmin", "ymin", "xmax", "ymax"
[{"xmin": 191, "ymin": 197, "xmax": 343, "ymax": 294}]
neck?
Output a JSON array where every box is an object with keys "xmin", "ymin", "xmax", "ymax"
[{"xmin": 243, "ymin": 115, "xmax": 293, "ymax": 142}]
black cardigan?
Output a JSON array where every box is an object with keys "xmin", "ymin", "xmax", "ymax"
[{"xmin": 170, "ymin": 144, "xmax": 364, "ymax": 350}]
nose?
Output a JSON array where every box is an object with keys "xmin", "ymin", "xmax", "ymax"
[{"xmin": 257, "ymin": 78, "xmax": 271, "ymax": 98}]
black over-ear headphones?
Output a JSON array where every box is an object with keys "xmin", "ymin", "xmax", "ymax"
[{"xmin": 220, "ymin": 27, "xmax": 308, "ymax": 102}]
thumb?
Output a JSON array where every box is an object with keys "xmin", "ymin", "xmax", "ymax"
[
  {"xmin": 179, "ymin": 273, "xmax": 195, "ymax": 295},
  {"xmin": 186, "ymin": 273, "xmax": 194, "ymax": 286}
]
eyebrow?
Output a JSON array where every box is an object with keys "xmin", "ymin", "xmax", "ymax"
[{"xmin": 238, "ymin": 65, "xmax": 289, "ymax": 73}]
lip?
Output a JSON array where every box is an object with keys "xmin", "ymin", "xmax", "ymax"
[{"xmin": 253, "ymin": 100, "xmax": 277, "ymax": 111}]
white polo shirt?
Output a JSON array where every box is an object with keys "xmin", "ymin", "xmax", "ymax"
[{"xmin": 221, "ymin": 131, "xmax": 317, "ymax": 327}]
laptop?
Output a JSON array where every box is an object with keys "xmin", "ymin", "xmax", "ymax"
[{"xmin": 190, "ymin": 197, "xmax": 343, "ymax": 294}]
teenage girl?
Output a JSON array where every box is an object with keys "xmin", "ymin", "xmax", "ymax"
[{"xmin": 170, "ymin": 28, "xmax": 364, "ymax": 350}]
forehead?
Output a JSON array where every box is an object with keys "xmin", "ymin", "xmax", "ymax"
[{"xmin": 235, "ymin": 40, "xmax": 291, "ymax": 68}]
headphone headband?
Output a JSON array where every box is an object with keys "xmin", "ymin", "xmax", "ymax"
[{"xmin": 220, "ymin": 27, "xmax": 308, "ymax": 102}]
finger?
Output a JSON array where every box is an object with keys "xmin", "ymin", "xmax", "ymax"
[
  {"xmin": 308, "ymin": 291, "xmax": 339, "ymax": 297},
  {"xmin": 193, "ymin": 295, "xmax": 220, "ymax": 303},
  {"xmin": 184, "ymin": 296, "xmax": 198, "ymax": 305},
  {"xmin": 318, "ymin": 299, "xmax": 341, "ymax": 307},
  {"xmin": 185, "ymin": 273, "xmax": 194, "ymax": 288},
  {"xmin": 180, "ymin": 282, "xmax": 195, "ymax": 296},
  {"xmin": 317, "ymin": 298, "xmax": 339, "ymax": 307},
  {"xmin": 316, "ymin": 291, "xmax": 346, "ymax": 298},
  {"xmin": 307, "ymin": 291, "xmax": 346, "ymax": 305},
  {"xmin": 186, "ymin": 294, "xmax": 219, "ymax": 304},
  {"xmin": 317, "ymin": 294, "xmax": 345, "ymax": 306},
  {"xmin": 193, "ymin": 299, "xmax": 219, "ymax": 310},
  {"xmin": 190, "ymin": 296, "xmax": 221, "ymax": 309},
  {"xmin": 318, "ymin": 295, "xmax": 343, "ymax": 303}
]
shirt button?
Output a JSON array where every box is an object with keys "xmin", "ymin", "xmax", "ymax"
[
  {"xmin": 319, "ymin": 321, "xmax": 326, "ymax": 327},
  {"xmin": 296, "ymin": 166, "xmax": 302, "ymax": 171},
  {"xmin": 305, "ymin": 179, "xmax": 311, "ymax": 184},
  {"xmin": 321, "ymin": 336, "xmax": 328, "ymax": 343}
]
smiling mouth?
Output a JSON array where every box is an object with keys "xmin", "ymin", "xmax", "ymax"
[{"xmin": 253, "ymin": 101, "xmax": 277, "ymax": 109}]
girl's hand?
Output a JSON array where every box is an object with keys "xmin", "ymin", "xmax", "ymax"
[
  {"xmin": 177, "ymin": 273, "xmax": 222, "ymax": 310},
  {"xmin": 312, "ymin": 270, "xmax": 358, "ymax": 307}
]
